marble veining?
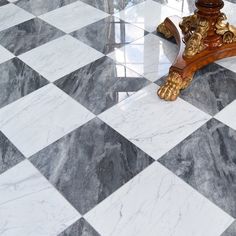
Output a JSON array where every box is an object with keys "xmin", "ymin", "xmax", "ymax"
[
  {"xmin": 30, "ymin": 118, "xmax": 154, "ymax": 214},
  {"xmin": 39, "ymin": 1, "xmax": 109, "ymax": 33},
  {"xmin": 0, "ymin": 3, "xmax": 34, "ymax": 32},
  {"xmin": 108, "ymin": 34, "xmax": 178, "ymax": 82},
  {"xmin": 0, "ymin": 131, "xmax": 25, "ymax": 175},
  {"xmin": 80, "ymin": 0, "xmax": 145, "ymax": 14},
  {"xmin": 71, "ymin": 16, "xmax": 147, "ymax": 55},
  {"xmin": 0, "ymin": 57, "xmax": 48, "ymax": 109},
  {"xmin": 181, "ymin": 64, "xmax": 236, "ymax": 116},
  {"xmin": 58, "ymin": 218, "xmax": 101, "ymax": 236},
  {"xmin": 85, "ymin": 162, "xmax": 233, "ymax": 236},
  {"xmin": 156, "ymin": 63, "xmax": 236, "ymax": 116},
  {"xmin": 0, "ymin": 0, "xmax": 8, "ymax": 7},
  {"xmin": 0, "ymin": 160, "xmax": 80, "ymax": 236},
  {"xmin": 55, "ymin": 56, "xmax": 150, "ymax": 115},
  {"xmin": 99, "ymin": 83, "xmax": 210, "ymax": 160},
  {"xmin": 215, "ymin": 100, "xmax": 236, "ymax": 131},
  {"xmin": 0, "ymin": 18, "xmax": 65, "ymax": 56},
  {"xmin": 0, "ymin": 84, "xmax": 95, "ymax": 157},
  {"xmin": 15, "ymin": 0, "xmax": 79, "ymax": 16},
  {"xmin": 159, "ymin": 118, "xmax": 236, "ymax": 218},
  {"xmin": 19, "ymin": 35, "xmax": 104, "ymax": 82},
  {"xmin": 0, "ymin": 45, "xmax": 14, "ymax": 64}
]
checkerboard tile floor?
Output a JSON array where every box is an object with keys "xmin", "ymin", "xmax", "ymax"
[{"xmin": 0, "ymin": 0, "xmax": 236, "ymax": 235}]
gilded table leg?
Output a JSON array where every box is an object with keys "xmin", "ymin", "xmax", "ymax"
[{"xmin": 157, "ymin": 72, "xmax": 193, "ymax": 101}]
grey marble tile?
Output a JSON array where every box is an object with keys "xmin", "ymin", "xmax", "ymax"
[
  {"xmin": 156, "ymin": 63, "xmax": 236, "ymax": 116},
  {"xmin": 0, "ymin": 18, "xmax": 64, "ymax": 56},
  {"xmin": 58, "ymin": 218, "xmax": 100, "ymax": 236},
  {"xmin": 221, "ymin": 221, "xmax": 236, "ymax": 236},
  {"xmin": 55, "ymin": 56, "xmax": 150, "ymax": 115},
  {"xmin": 30, "ymin": 118, "xmax": 154, "ymax": 214},
  {"xmin": 0, "ymin": 131, "xmax": 25, "ymax": 175},
  {"xmin": 0, "ymin": 0, "xmax": 9, "ymax": 6},
  {"xmin": 159, "ymin": 118, "xmax": 236, "ymax": 218},
  {"xmin": 79, "ymin": 0, "xmax": 145, "ymax": 14},
  {"xmin": 15, "ymin": 0, "xmax": 79, "ymax": 16},
  {"xmin": 0, "ymin": 57, "xmax": 48, "ymax": 109},
  {"xmin": 71, "ymin": 16, "xmax": 147, "ymax": 55}
]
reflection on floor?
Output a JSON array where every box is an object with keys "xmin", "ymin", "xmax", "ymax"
[{"xmin": 0, "ymin": 0, "xmax": 236, "ymax": 235}]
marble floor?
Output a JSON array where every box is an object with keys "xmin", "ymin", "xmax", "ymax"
[{"xmin": 0, "ymin": 0, "xmax": 236, "ymax": 235}]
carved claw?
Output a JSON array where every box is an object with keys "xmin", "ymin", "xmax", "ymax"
[
  {"xmin": 157, "ymin": 22, "xmax": 173, "ymax": 39},
  {"xmin": 157, "ymin": 72, "xmax": 193, "ymax": 101}
]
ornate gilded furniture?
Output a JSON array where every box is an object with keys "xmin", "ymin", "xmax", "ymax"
[{"xmin": 157, "ymin": 0, "xmax": 236, "ymax": 101}]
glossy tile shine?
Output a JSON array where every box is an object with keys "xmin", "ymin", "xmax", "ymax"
[
  {"xmin": 0, "ymin": 18, "xmax": 65, "ymax": 56},
  {"xmin": 108, "ymin": 34, "xmax": 178, "ymax": 82},
  {"xmin": 0, "ymin": 0, "xmax": 236, "ymax": 235},
  {"xmin": 80, "ymin": 0, "xmax": 145, "ymax": 14},
  {"xmin": 85, "ymin": 162, "xmax": 233, "ymax": 236},
  {"xmin": 71, "ymin": 16, "xmax": 147, "ymax": 55},
  {"xmin": 114, "ymin": 0, "xmax": 184, "ymax": 32},
  {"xmin": 55, "ymin": 56, "xmax": 150, "ymax": 115},
  {"xmin": 99, "ymin": 83, "xmax": 210, "ymax": 160}
]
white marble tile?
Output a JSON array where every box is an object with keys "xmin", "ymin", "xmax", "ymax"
[
  {"xmin": 222, "ymin": 1, "xmax": 236, "ymax": 26},
  {"xmin": 0, "ymin": 4, "xmax": 34, "ymax": 32},
  {"xmin": 39, "ymin": 1, "xmax": 109, "ymax": 33},
  {"xmin": 85, "ymin": 162, "xmax": 233, "ymax": 236},
  {"xmin": 107, "ymin": 34, "xmax": 178, "ymax": 82},
  {"xmin": 99, "ymin": 83, "xmax": 210, "ymax": 160},
  {"xmin": 0, "ymin": 84, "xmax": 95, "ymax": 157},
  {"xmin": 0, "ymin": 160, "xmax": 80, "ymax": 236},
  {"xmin": 0, "ymin": 45, "xmax": 14, "ymax": 64},
  {"xmin": 114, "ymin": 0, "xmax": 183, "ymax": 32},
  {"xmin": 215, "ymin": 100, "xmax": 236, "ymax": 130},
  {"xmin": 217, "ymin": 56, "xmax": 236, "ymax": 74},
  {"xmin": 19, "ymin": 35, "xmax": 104, "ymax": 82}
]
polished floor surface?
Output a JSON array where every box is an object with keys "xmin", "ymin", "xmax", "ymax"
[{"xmin": 0, "ymin": 0, "xmax": 236, "ymax": 235}]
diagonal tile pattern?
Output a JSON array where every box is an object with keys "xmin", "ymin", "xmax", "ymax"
[
  {"xmin": 0, "ymin": 84, "xmax": 95, "ymax": 157},
  {"xmin": 108, "ymin": 34, "xmax": 178, "ymax": 82},
  {"xmin": 0, "ymin": 57, "xmax": 48, "ymax": 109},
  {"xmin": 159, "ymin": 119, "xmax": 236, "ymax": 217},
  {"xmin": 99, "ymin": 83, "xmax": 210, "ymax": 160},
  {"xmin": 85, "ymin": 162, "xmax": 233, "ymax": 236},
  {"xmin": 15, "ymin": 0, "xmax": 79, "ymax": 16},
  {"xmin": 0, "ymin": 160, "xmax": 80, "ymax": 236},
  {"xmin": 0, "ymin": 18, "xmax": 65, "ymax": 56},
  {"xmin": 71, "ymin": 16, "xmax": 147, "ymax": 55},
  {"xmin": 0, "ymin": 0, "xmax": 236, "ymax": 235},
  {"xmin": 30, "ymin": 118, "xmax": 154, "ymax": 214},
  {"xmin": 54, "ymin": 56, "xmax": 150, "ymax": 115},
  {"xmin": 39, "ymin": 1, "xmax": 109, "ymax": 33},
  {"xmin": 19, "ymin": 35, "xmax": 104, "ymax": 82}
]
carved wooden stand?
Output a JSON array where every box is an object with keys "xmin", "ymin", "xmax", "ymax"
[{"xmin": 157, "ymin": 0, "xmax": 236, "ymax": 101}]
